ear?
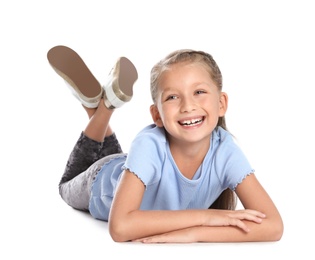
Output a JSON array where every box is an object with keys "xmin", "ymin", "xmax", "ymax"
[
  {"xmin": 150, "ymin": 104, "xmax": 164, "ymax": 127},
  {"xmin": 219, "ymin": 92, "xmax": 228, "ymax": 116}
]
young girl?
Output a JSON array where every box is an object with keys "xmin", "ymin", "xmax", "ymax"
[{"xmin": 47, "ymin": 45, "xmax": 283, "ymax": 243}]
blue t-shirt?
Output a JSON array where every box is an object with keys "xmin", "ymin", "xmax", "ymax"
[{"xmin": 89, "ymin": 125, "xmax": 254, "ymax": 221}]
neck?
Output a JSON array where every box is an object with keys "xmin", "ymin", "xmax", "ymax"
[{"xmin": 168, "ymin": 136, "xmax": 211, "ymax": 179}]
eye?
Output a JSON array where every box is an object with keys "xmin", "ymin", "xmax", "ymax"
[
  {"xmin": 195, "ymin": 90, "xmax": 206, "ymax": 95},
  {"xmin": 165, "ymin": 95, "xmax": 178, "ymax": 101}
]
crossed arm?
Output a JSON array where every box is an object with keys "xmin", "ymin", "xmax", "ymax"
[{"xmin": 108, "ymin": 170, "xmax": 283, "ymax": 243}]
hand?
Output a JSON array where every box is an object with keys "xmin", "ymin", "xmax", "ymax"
[{"xmin": 203, "ymin": 209, "xmax": 266, "ymax": 232}]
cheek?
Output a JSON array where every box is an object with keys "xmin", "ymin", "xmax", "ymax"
[{"xmin": 204, "ymin": 99, "xmax": 222, "ymax": 115}]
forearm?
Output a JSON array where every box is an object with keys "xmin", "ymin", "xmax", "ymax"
[
  {"xmin": 138, "ymin": 218, "xmax": 283, "ymax": 243},
  {"xmin": 109, "ymin": 208, "xmax": 268, "ymax": 242},
  {"xmin": 191, "ymin": 220, "xmax": 282, "ymax": 242},
  {"xmin": 109, "ymin": 209, "xmax": 206, "ymax": 242}
]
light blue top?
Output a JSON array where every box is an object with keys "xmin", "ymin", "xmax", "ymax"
[{"xmin": 89, "ymin": 125, "xmax": 254, "ymax": 221}]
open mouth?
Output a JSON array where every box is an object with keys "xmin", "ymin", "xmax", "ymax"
[{"xmin": 178, "ymin": 116, "xmax": 204, "ymax": 126}]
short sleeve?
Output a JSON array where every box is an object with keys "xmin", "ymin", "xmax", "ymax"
[
  {"xmin": 212, "ymin": 131, "xmax": 254, "ymax": 191},
  {"xmin": 122, "ymin": 125, "xmax": 167, "ymax": 187}
]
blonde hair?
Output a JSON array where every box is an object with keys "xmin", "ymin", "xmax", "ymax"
[{"xmin": 150, "ymin": 49, "xmax": 236, "ymax": 210}]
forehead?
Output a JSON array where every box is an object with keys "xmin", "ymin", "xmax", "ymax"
[{"xmin": 159, "ymin": 61, "xmax": 212, "ymax": 84}]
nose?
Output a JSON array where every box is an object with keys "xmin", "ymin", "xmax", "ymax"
[{"xmin": 180, "ymin": 97, "xmax": 196, "ymax": 113}]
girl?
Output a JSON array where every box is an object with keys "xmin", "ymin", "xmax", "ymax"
[{"xmin": 47, "ymin": 46, "xmax": 283, "ymax": 243}]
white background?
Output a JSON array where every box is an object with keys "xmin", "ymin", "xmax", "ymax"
[{"xmin": 1, "ymin": 0, "xmax": 314, "ymax": 259}]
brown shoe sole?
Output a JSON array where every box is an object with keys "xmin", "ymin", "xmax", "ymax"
[
  {"xmin": 47, "ymin": 45, "xmax": 102, "ymax": 99},
  {"xmin": 117, "ymin": 57, "xmax": 138, "ymax": 97},
  {"xmin": 103, "ymin": 56, "xmax": 138, "ymax": 109}
]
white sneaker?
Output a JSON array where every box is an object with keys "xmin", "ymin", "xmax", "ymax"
[
  {"xmin": 47, "ymin": 45, "xmax": 103, "ymax": 108},
  {"xmin": 103, "ymin": 57, "xmax": 138, "ymax": 109}
]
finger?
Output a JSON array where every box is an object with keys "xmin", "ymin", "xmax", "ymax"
[
  {"xmin": 242, "ymin": 213, "xmax": 265, "ymax": 224},
  {"xmin": 230, "ymin": 211, "xmax": 265, "ymax": 223},
  {"xmin": 242, "ymin": 209, "xmax": 266, "ymax": 218},
  {"xmin": 229, "ymin": 219, "xmax": 250, "ymax": 232}
]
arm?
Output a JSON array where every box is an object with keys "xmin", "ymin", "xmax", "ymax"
[
  {"xmin": 108, "ymin": 170, "xmax": 267, "ymax": 242},
  {"xmin": 134, "ymin": 174, "xmax": 284, "ymax": 243},
  {"xmin": 233, "ymin": 173, "xmax": 283, "ymax": 241}
]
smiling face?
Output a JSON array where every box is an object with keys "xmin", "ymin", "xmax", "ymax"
[{"xmin": 150, "ymin": 61, "xmax": 228, "ymax": 146}]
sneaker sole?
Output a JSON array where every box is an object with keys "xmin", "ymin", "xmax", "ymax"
[
  {"xmin": 104, "ymin": 57, "xmax": 138, "ymax": 108},
  {"xmin": 47, "ymin": 45, "xmax": 102, "ymax": 100},
  {"xmin": 117, "ymin": 57, "xmax": 138, "ymax": 98}
]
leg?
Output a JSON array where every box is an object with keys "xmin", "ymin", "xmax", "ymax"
[
  {"xmin": 59, "ymin": 154, "xmax": 124, "ymax": 211},
  {"xmin": 83, "ymin": 103, "xmax": 123, "ymax": 159},
  {"xmin": 59, "ymin": 99, "xmax": 120, "ymax": 186},
  {"xmin": 83, "ymin": 98, "xmax": 114, "ymax": 142},
  {"xmin": 59, "ymin": 101, "xmax": 123, "ymax": 210},
  {"xmin": 48, "ymin": 45, "xmax": 136, "ymax": 210},
  {"xmin": 59, "ymin": 151, "xmax": 103, "ymax": 211}
]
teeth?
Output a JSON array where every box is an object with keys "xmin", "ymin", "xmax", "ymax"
[{"xmin": 181, "ymin": 117, "xmax": 203, "ymax": 125}]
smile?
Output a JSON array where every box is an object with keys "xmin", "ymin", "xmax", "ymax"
[{"xmin": 178, "ymin": 117, "xmax": 204, "ymax": 126}]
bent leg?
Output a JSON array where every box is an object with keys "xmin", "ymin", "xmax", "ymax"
[
  {"xmin": 98, "ymin": 132, "xmax": 123, "ymax": 160},
  {"xmin": 59, "ymin": 132, "xmax": 123, "ymax": 211},
  {"xmin": 59, "ymin": 156, "xmax": 103, "ymax": 211},
  {"xmin": 59, "ymin": 132, "xmax": 102, "ymax": 186}
]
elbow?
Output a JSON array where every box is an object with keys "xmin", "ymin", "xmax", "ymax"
[
  {"xmin": 267, "ymin": 216, "xmax": 284, "ymax": 242},
  {"xmin": 109, "ymin": 219, "xmax": 130, "ymax": 242},
  {"xmin": 250, "ymin": 214, "xmax": 284, "ymax": 242},
  {"xmin": 272, "ymin": 219, "xmax": 284, "ymax": 241}
]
